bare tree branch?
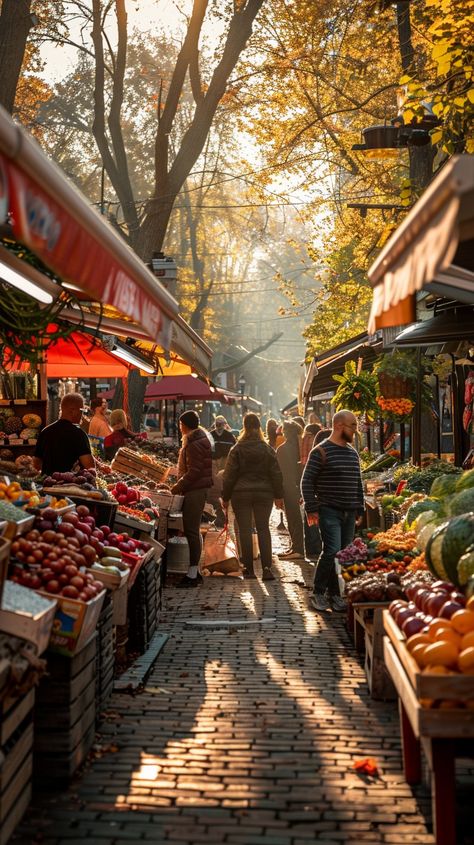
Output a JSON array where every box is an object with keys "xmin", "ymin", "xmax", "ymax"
[{"xmin": 213, "ymin": 332, "xmax": 283, "ymax": 376}]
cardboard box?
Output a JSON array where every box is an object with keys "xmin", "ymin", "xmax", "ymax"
[
  {"xmin": 0, "ymin": 584, "xmax": 57, "ymax": 655},
  {"xmin": 40, "ymin": 589, "xmax": 106, "ymax": 658}
]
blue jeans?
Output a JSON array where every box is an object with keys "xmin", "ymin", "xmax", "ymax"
[{"xmin": 313, "ymin": 506, "xmax": 356, "ymax": 596}]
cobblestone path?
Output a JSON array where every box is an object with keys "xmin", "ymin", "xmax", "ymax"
[{"xmin": 16, "ymin": 527, "xmax": 473, "ymax": 845}]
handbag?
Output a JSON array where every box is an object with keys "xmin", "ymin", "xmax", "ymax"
[{"xmin": 203, "ymin": 525, "xmax": 240, "ymax": 573}]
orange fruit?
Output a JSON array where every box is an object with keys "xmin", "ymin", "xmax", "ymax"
[
  {"xmin": 466, "ymin": 596, "xmax": 474, "ymax": 612},
  {"xmin": 438, "ymin": 700, "xmax": 464, "ymax": 710},
  {"xmin": 407, "ymin": 633, "xmax": 431, "ymax": 653},
  {"xmin": 451, "ymin": 609, "xmax": 474, "ymax": 635},
  {"xmin": 460, "ymin": 631, "xmax": 474, "ymax": 651},
  {"xmin": 427, "ymin": 618, "xmax": 453, "ymax": 641},
  {"xmin": 411, "ymin": 643, "xmax": 431, "ymax": 667},
  {"xmin": 458, "ymin": 647, "xmax": 474, "ymax": 674},
  {"xmin": 422, "ymin": 664, "xmax": 452, "ymax": 675},
  {"xmin": 422, "ymin": 641, "xmax": 458, "ymax": 668},
  {"xmin": 433, "ymin": 627, "xmax": 462, "ymax": 650}
]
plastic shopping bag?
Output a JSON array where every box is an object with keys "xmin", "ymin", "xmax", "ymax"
[{"xmin": 203, "ymin": 527, "xmax": 240, "ymax": 574}]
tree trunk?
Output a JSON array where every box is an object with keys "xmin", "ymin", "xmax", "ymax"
[
  {"xmin": 0, "ymin": 0, "xmax": 33, "ymax": 113},
  {"xmin": 137, "ymin": 0, "xmax": 265, "ymax": 258},
  {"xmin": 127, "ymin": 369, "xmax": 147, "ymax": 431},
  {"xmin": 395, "ymin": 2, "xmax": 433, "ymax": 191}
]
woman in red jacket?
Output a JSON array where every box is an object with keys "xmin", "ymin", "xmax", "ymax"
[{"xmin": 171, "ymin": 410, "xmax": 214, "ymax": 588}]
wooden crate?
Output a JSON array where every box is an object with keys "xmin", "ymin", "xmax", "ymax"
[
  {"xmin": 353, "ymin": 603, "xmax": 395, "ymax": 700},
  {"xmin": 111, "ymin": 448, "xmax": 169, "ymax": 484},
  {"xmin": 383, "ymin": 638, "xmax": 474, "ymax": 845},
  {"xmin": 0, "ymin": 690, "xmax": 34, "ymax": 845},
  {"xmin": 383, "ymin": 610, "xmax": 474, "ymax": 702},
  {"xmin": 33, "ymin": 636, "xmax": 97, "ymax": 781},
  {"xmin": 95, "ymin": 596, "xmax": 115, "ymax": 719}
]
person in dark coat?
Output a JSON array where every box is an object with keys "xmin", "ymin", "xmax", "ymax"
[
  {"xmin": 171, "ymin": 410, "xmax": 213, "ymax": 588},
  {"xmin": 276, "ymin": 420, "xmax": 305, "ymax": 560},
  {"xmin": 209, "ymin": 415, "xmax": 236, "ymax": 471},
  {"xmin": 222, "ymin": 413, "xmax": 284, "ymax": 581}
]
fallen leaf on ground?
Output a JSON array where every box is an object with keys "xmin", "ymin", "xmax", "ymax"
[{"xmin": 353, "ymin": 758, "xmax": 379, "ymax": 776}]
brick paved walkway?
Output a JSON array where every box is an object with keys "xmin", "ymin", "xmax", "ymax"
[{"xmin": 16, "ymin": 525, "xmax": 473, "ymax": 845}]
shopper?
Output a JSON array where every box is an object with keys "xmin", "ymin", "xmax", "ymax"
[
  {"xmin": 265, "ymin": 418, "xmax": 279, "ymax": 450},
  {"xmin": 222, "ymin": 413, "xmax": 284, "ymax": 581},
  {"xmin": 103, "ymin": 409, "xmax": 145, "ymax": 460},
  {"xmin": 276, "ymin": 420, "xmax": 305, "ymax": 560},
  {"xmin": 301, "ymin": 409, "xmax": 364, "ymax": 613},
  {"xmin": 301, "ymin": 423, "xmax": 322, "ymax": 562},
  {"xmin": 209, "ymin": 415, "xmax": 236, "ymax": 471},
  {"xmin": 33, "ymin": 393, "xmax": 94, "ymax": 475},
  {"xmin": 171, "ymin": 410, "xmax": 213, "ymax": 588},
  {"xmin": 88, "ymin": 397, "xmax": 113, "ymax": 438},
  {"xmin": 301, "ymin": 423, "xmax": 321, "ymax": 466}
]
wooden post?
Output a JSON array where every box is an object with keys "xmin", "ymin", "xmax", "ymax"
[
  {"xmin": 399, "ymin": 699, "xmax": 421, "ymax": 784},
  {"xmin": 400, "ymin": 422, "xmax": 405, "ymax": 461},
  {"xmin": 435, "ymin": 375, "xmax": 442, "ymax": 459},
  {"xmin": 412, "ymin": 346, "xmax": 422, "ymax": 466},
  {"xmin": 430, "ymin": 739, "xmax": 457, "ymax": 845},
  {"xmin": 379, "ymin": 417, "xmax": 384, "ymax": 454}
]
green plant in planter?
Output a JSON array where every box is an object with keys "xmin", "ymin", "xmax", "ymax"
[
  {"xmin": 374, "ymin": 350, "xmax": 419, "ymax": 380},
  {"xmin": 332, "ymin": 361, "xmax": 378, "ymax": 416}
]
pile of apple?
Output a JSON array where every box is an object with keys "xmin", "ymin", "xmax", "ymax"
[
  {"xmin": 389, "ymin": 579, "xmax": 469, "ymax": 638},
  {"xmin": 8, "ymin": 503, "xmax": 150, "ymax": 601},
  {"xmin": 10, "ymin": 530, "xmax": 104, "ymax": 600},
  {"xmin": 111, "ymin": 481, "xmax": 141, "ymax": 505},
  {"xmin": 42, "ymin": 468, "xmax": 100, "ymax": 491}
]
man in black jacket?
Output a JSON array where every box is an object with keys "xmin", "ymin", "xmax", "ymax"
[
  {"xmin": 171, "ymin": 410, "xmax": 213, "ymax": 588},
  {"xmin": 209, "ymin": 415, "xmax": 236, "ymax": 471}
]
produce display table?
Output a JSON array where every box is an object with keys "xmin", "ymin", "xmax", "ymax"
[
  {"xmin": 383, "ymin": 611, "xmax": 474, "ymax": 845},
  {"xmin": 0, "ymin": 689, "xmax": 34, "ymax": 845},
  {"xmin": 352, "ymin": 602, "xmax": 395, "ymax": 700}
]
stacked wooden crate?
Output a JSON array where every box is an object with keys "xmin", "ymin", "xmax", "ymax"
[
  {"xmin": 33, "ymin": 636, "xmax": 97, "ymax": 780},
  {"xmin": 111, "ymin": 447, "xmax": 169, "ymax": 483},
  {"xmin": 128, "ymin": 557, "xmax": 162, "ymax": 654},
  {"xmin": 0, "ymin": 689, "xmax": 34, "ymax": 845},
  {"xmin": 95, "ymin": 596, "xmax": 115, "ymax": 720}
]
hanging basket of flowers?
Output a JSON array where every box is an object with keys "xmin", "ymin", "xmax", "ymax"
[{"xmin": 373, "ymin": 350, "xmax": 418, "ymax": 399}]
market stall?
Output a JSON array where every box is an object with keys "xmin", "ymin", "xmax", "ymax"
[
  {"xmin": 0, "ymin": 105, "xmax": 213, "ymax": 839},
  {"xmin": 335, "ymin": 456, "xmax": 474, "ymax": 842}
]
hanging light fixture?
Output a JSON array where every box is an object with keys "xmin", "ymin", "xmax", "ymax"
[
  {"xmin": 110, "ymin": 340, "xmax": 156, "ymax": 373},
  {"xmin": 0, "ymin": 257, "xmax": 53, "ymax": 304}
]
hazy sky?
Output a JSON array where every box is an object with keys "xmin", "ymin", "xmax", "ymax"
[{"xmin": 40, "ymin": 0, "xmax": 186, "ymax": 81}]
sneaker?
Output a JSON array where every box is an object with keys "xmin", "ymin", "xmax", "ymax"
[
  {"xmin": 176, "ymin": 576, "xmax": 199, "ymax": 589},
  {"xmin": 262, "ymin": 567, "xmax": 276, "ymax": 581},
  {"xmin": 329, "ymin": 595, "xmax": 347, "ymax": 612},
  {"xmin": 310, "ymin": 593, "xmax": 330, "ymax": 612},
  {"xmin": 242, "ymin": 568, "xmax": 257, "ymax": 579},
  {"xmin": 279, "ymin": 551, "xmax": 304, "ymax": 560}
]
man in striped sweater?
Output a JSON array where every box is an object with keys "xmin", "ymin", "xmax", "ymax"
[{"xmin": 301, "ymin": 410, "xmax": 365, "ymax": 613}]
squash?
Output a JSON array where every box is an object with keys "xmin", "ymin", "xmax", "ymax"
[
  {"xmin": 425, "ymin": 521, "xmax": 451, "ymax": 580},
  {"xmin": 457, "ymin": 547, "xmax": 474, "ymax": 587},
  {"xmin": 455, "ymin": 469, "xmax": 474, "ymax": 493},
  {"xmin": 430, "ymin": 473, "xmax": 460, "ymax": 499},
  {"xmin": 440, "ymin": 514, "xmax": 474, "ymax": 584},
  {"xmin": 448, "ymin": 489, "xmax": 474, "ymax": 517},
  {"xmin": 417, "ymin": 519, "xmax": 444, "ymax": 552},
  {"xmin": 405, "ymin": 498, "xmax": 442, "ymax": 528},
  {"xmin": 22, "ymin": 413, "xmax": 42, "ymax": 429}
]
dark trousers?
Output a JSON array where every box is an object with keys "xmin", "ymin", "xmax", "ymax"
[
  {"xmin": 283, "ymin": 489, "xmax": 305, "ymax": 555},
  {"xmin": 182, "ymin": 488, "xmax": 207, "ymax": 568},
  {"xmin": 313, "ymin": 506, "xmax": 356, "ymax": 596},
  {"xmin": 304, "ymin": 511, "xmax": 322, "ymax": 558},
  {"xmin": 231, "ymin": 492, "xmax": 274, "ymax": 571}
]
